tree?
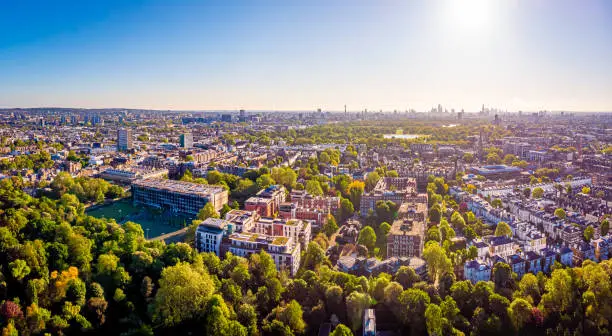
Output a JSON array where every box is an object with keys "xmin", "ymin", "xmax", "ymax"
[
  {"xmin": 601, "ymin": 219, "xmax": 609, "ymax": 236},
  {"xmin": 397, "ymin": 288, "xmax": 430, "ymax": 333},
  {"xmin": 305, "ymin": 180, "xmax": 324, "ymax": 196},
  {"xmin": 357, "ymin": 226, "xmax": 376, "ymax": 252},
  {"xmin": 531, "ymin": 187, "xmax": 544, "ymax": 199},
  {"xmin": 346, "ymin": 291, "xmax": 370, "ymax": 331},
  {"xmin": 330, "ymin": 324, "xmax": 353, "ymax": 336},
  {"xmin": 277, "ymin": 300, "xmax": 306, "ymax": 334},
  {"xmin": 450, "ymin": 211, "xmax": 466, "ymax": 232},
  {"xmin": 9, "ymin": 259, "xmax": 31, "ymax": 281},
  {"xmin": 365, "ymin": 172, "xmax": 380, "ymax": 192},
  {"xmin": 197, "ymin": 202, "xmax": 220, "ymax": 220},
  {"xmin": 554, "ymin": 208, "xmax": 566, "ymax": 219},
  {"xmin": 491, "ymin": 199, "xmax": 502, "ymax": 208},
  {"xmin": 422, "ymin": 242, "xmax": 452, "ymax": 287},
  {"xmin": 429, "ymin": 206, "xmax": 441, "ymax": 223},
  {"xmin": 463, "ymin": 153, "xmax": 474, "ymax": 163},
  {"xmin": 106, "ymin": 185, "xmax": 124, "ymax": 199},
  {"xmin": 391, "ymin": 267, "xmax": 418, "ymax": 290},
  {"xmin": 494, "ymin": 221, "xmax": 512, "ymax": 237},
  {"xmin": 425, "ymin": 304, "xmax": 444, "ymax": 336},
  {"xmin": 323, "ymin": 215, "xmax": 339, "ymax": 238},
  {"xmin": 347, "ymin": 181, "xmax": 365, "ymax": 210},
  {"xmin": 152, "ymin": 262, "xmax": 215, "ymax": 326},
  {"xmin": 339, "ymin": 198, "xmax": 354, "ymax": 221},
  {"xmin": 583, "ymin": 225, "xmax": 594, "ymax": 242},
  {"xmin": 256, "ymin": 174, "xmax": 275, "ymax": 190},
  {"xmin": 508, "ymin": 298, "xmax": 533, "ymax": 331}
]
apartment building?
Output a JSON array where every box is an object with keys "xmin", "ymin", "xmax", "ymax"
[
  {"xmin": 224, "ymin": 209, "xmax": 259, "ymax": 232},
  {"xmin": 195, "ymin": 218, "xmax": 234, "ymax": 255},
  {"xmin": 252, "ymin": 217, "xmax": 311, "ymax": 249},
  {"xmin": 228, "ymin": 232, "xmax": 301, "ymax": 275}
]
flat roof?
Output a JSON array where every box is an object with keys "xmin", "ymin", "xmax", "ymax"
[{"xmin": 132, "ymin": 178, "xmax": 225, "ymax": 196}]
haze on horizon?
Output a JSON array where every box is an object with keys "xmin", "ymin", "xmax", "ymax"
[{"xmin": 1, "ymin": 0, "xmax": 611, "ymax": 112}]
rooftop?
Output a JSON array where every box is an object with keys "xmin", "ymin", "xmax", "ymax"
[{"xmin": 132, "ymin": 178, "xmax": 225, "ymax": 196}]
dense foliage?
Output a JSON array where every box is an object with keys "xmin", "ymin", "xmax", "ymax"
[{"xmin": 0, "ymin": 174, "xmax": 611, "ymax": 336}]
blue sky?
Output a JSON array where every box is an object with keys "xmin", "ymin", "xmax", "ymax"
[{"xmin": 1, "ymin": 0, "xmax": 611, "ymax": 111}]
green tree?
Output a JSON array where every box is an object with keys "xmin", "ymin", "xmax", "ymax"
[
  {"xmin": 330, "ymin": 324, "xmax": 353, "ymax": 336},
  {"xmin": 9, "ymin": 259, "xmax": 31, "ymax": 281},
  {"xmin": 323, "ymin": 215, "xmax": 339, "ymax": 238},
  {"xmin": 554, "ymin": 208, "xmax": 566, "ymax": 219},
  {"xmin": 365, "ymin": 172, "xmax": 380, "ymax": 192},
  {"xmin": 494, "ymin": 221, "xmax": 512, "ymax": 237},
  {"xmin": 152, "ymin": 262, "xmax": 215, "ymax": 326},
  {"xmin": 357, "ymin": 226, "xmax": 377, "ymax": 252},
  {"xmin": 583, "ymin": 225, "xmax": 594, "ymax": 242},
  {"xmin": 346, "ymin": 291, "xmax": 370, "ymax": 332},
  {"xmin": 508, "ymin": 298, "xmax": 533, "ymax": 331},
  {"xmin": 531, "ymin": 187, "xmax": 544, "ymax": 199},
  {"xmin": 339, "ymin": 198, "xmax": 354, "ymax": 221},
  {"xmin": 197, "ymin": 202, "xmax": 220, "ymax": 220},
  {"xmin": 305, "ymin": 180, "xmax": 324, "ymax": 196},
  {"xmin": 425, "ymin": 304, "xmax": 444, "ymax": 336},
  {"xmin": 422, "ymin": 242, "xmax": 452, "ymax": 287},
  {"xmin": 601, "ymin": 219, "xmax": 609, "ymax": 236},
  {"xmin": 256, "ymin": 174, "xmax": 275, "ymax": 190},
  {"xmin": 347, "ymin": 180, "xmax": 365, "ymax": 210}
]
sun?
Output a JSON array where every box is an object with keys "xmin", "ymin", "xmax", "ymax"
[{"xmin": 446, "ymin": 0, "xmax": 492, "ymax": 31}]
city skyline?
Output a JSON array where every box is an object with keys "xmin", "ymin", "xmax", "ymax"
[{"xmin": 2, "ymin": 0, "xmax": 612, "ymax": 111}]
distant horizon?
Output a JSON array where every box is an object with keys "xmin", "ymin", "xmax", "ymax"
[
  {"xmin": 2, "ymin": 106, "xmax": 612, "ymax": 114},
  {"xmin": 2, "ymin": 1, "xmax": 611, "ymax": 111}
]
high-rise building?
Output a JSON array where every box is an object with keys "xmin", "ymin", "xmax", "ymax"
[
  {"xmin": 179, "ymin": 133, "xmax": 193, "ymax": 148},
  {"xmin": 117, "ymin": 128, "xmax": 133, "ymax": 151}
]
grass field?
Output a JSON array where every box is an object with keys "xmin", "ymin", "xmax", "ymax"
[{"xmin": 87, "ymin": 199, "xmax": 192, "ymax": 239}]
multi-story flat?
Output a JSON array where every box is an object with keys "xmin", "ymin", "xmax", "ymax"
[
  {"xmin": 360, "ymin": 177, "xmax": 426, "ymax": 216},
  {"xmin": 132, "ymin": 178, "xmax": 228, "ymax": 215},
  {"xmin": 244, "ymin": 197, "xmax": 274, "ymax": 217},
  {"xmin": 464, "ymin": 260, "xmax": 491, "ymax": 284},
  {"xmin": 195, "ymin": 218, "xmax": 234, "ymax": 255},
  {"xmin": 487, "ymin": 236, "xmax": 515, "ymax": 259},
  {"xmin": 255, "ymin": 185, "xmax": 287, "ymax": 214},
  {"xmin": 224, "ymin": 209, "xmax": 259, "ymax": 232},
  {"xmin": 228, "ymin": 232, "xmax": 301, "ymax": 275},
  {"xmin": 289, "ymin": 189, "xmax": 340, "ymax": 214},
  {"xmin": 179, "ymin": 133, "xmax": 193, "ymax": 148},
  {"xmin": 252, "ymin": 217, "xmax": 311, "ymax": 249},
  {"xmin": 117, "ymin": 128, "xmax": 132, "ymax": 152}
]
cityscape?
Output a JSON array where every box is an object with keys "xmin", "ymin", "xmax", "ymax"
[{"xmin": 1, "ymin": 1, "xmax": 611, "ymax": 336}]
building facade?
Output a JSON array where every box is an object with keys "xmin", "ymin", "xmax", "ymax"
[{"xmin": 132, "ymin": 178, "xmax": 228, "ymax": 215}]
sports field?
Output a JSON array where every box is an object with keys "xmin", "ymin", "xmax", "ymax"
[{"xmin": 87, "ymin": 199, "xmax": 192, "ymax": 239}]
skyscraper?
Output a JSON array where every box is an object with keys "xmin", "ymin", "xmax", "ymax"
[
  {"xmin": 179, "ymin": 133, "xmax": 193, "ymax": 148},
  {"xmin": 117, "ymin": 129, "xmax": 133, "ymax": 151}
]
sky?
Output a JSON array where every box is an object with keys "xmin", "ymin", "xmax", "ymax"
[{"xmin": 1, "ymin": 0, "xmax": 611, "ymax": 112}]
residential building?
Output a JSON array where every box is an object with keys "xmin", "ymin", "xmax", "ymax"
[
  {"xmin": 464, "ymin": 260, "xmax": 492, "ymax": 284},
  {"xmin": 224, "ymin": 209, "xmax": 258, "ymax": 232},
  {"xmin": 117, "ymin": 128, "xmax": 133, "ymax": 151},
  {"xmin": 488, "ymin": 236, "xmax": 515, "ymax": 259},
  {"xmin": 252, "ymin": 217, "xmax": 311, "ymax": 249},
  {"xmin": 244, "ymin": 197, "xmax": 274, "ymax": 217},
  {"xmin": 195, "ymin": 218, "xmax": 234, "ymax": 255},
  {"xmin": 179, "ymin": 133, "xmax": 193, "ymax": 148},
  {"xmin": 228, "ymin": 232, "xmax": 300, "ymax": 275}
]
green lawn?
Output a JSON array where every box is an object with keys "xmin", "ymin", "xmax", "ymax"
[{"xmin": 87, "ymin": 199, "xmax": 192, "ymax": 239}]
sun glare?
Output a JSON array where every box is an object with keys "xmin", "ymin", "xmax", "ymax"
[{"xmin": 447, "ymin": 0, "xmax": 492, "ymax": 31}]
